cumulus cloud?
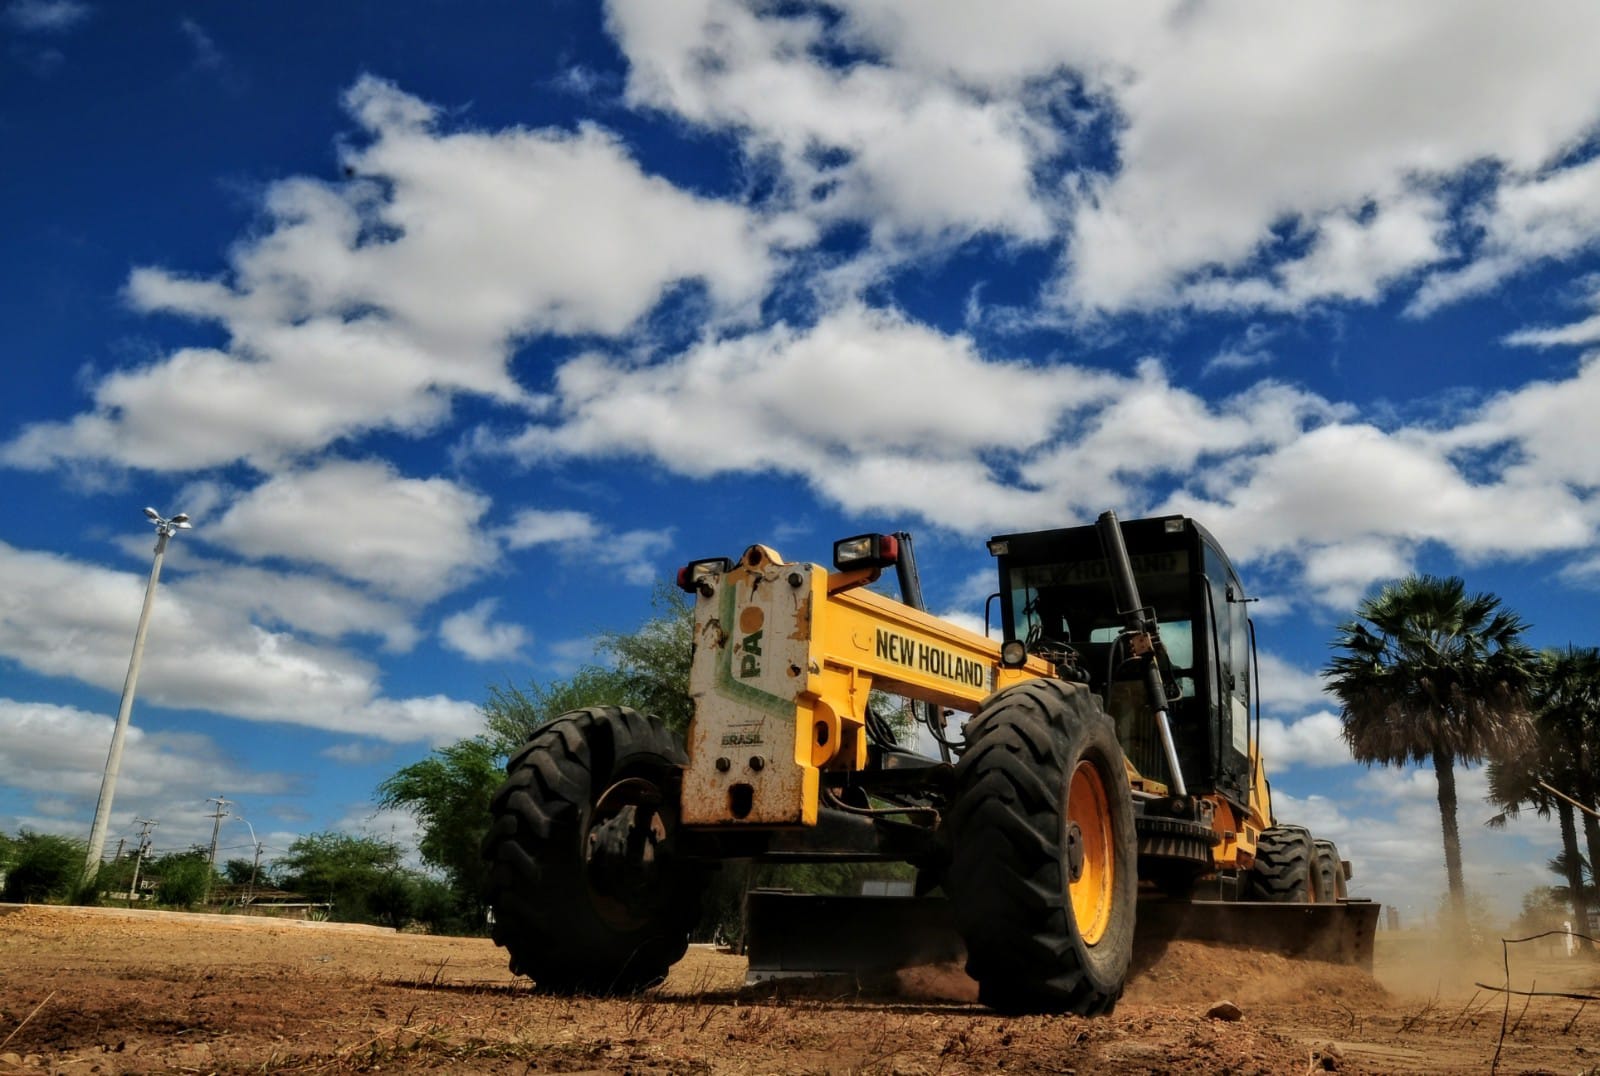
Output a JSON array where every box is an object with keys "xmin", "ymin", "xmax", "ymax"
[
  {"xmin": 204, "ymin": 459, "xmax": 499, "ymax": 603},
  {"xmin": 494, "ymin": 305, "xmax": 1126, "ymax": 530},
  {"xmin": 439, "ymin": 598, "xmax": 530, "ymax": 662},
  {"xmin": 1165, "ymin": 409, "xmax": 1595, "ymax": 604},
  {"xmin": 0, "ymin": 698, "xmax": 289, "ymax": 804},
  {"xmin": 608, "ymin": 0, "xmax": 1052, "ymax": 248},
  {"xmin": 1254, "ymin": 650, "xmax": 1330, "ymax": 714},
  {"xmin": 475, "ymin": 300, "xmax": 1600, "ymax": 607},
  {"xmin": 4, "ymin": 0, "xmax": 90, "ymax": 32},
  {"xmin": 1412, "ymin": 157, "xmax": 1600, "ymax": 316},
  {"xmin": 0, "ymin": 697, "xmax": 306, "ymax": 852},
  {"xmin": 608, "ymin": 1, "xmax": 1600, "ymax": 315},
  {"xmin": 1, "ymin": 76, "xmax": 775, "ymax": 474},
  {"xmin": 175, "ymin": 558, "xmax": 422, "ymax": 652},
  {"xmin": 0, "ymin": 541, "xmax": 479, "ymax": 744},
  {"xmin": 500, "ymin": 507, "xmax": 673, "ymax": 586},
  {"xmin": 1258, "ymin": 711, "xmax": 1351, "ymax": 770}
]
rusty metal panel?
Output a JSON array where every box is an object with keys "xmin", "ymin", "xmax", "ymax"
[{"xmin": 681, "ymin": 554, "xmax": 819, "ymax": 826}]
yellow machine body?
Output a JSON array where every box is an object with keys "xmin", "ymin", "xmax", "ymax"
[
  {"xmin": 678, "ymin": 541, "xmax": 1276, "ymax": 873},
  {"xmin": 680, "ymin": 544, "xmax": 1050, "ymax": 827}
]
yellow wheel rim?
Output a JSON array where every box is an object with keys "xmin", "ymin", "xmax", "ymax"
[{"xmin": 1067, "ymin": 759, "xmax": 1115, "ymax": 946}]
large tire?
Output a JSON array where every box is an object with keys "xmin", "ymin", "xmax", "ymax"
[
  {"xmin": 482, "ymin": 706, "xmax": 705, "ymax": 993},
  {"xmin": 944, "ymin": 679, "xmax": 1138, "ymax": 1015},
  {"xmin": 1246, "ymin": 825, "xmax": 1317, "ymax": 902},
  {"xmin": 1313, "ymin": 839, "xmax": 1348, "ymax": 901}
]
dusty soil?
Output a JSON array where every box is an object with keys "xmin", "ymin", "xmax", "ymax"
[{"xmin": 1, "ymin": 904, "xmax": 1596, "ymax": 1074}]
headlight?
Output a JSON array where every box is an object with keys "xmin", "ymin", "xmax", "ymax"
[{"xmin": 832, "ymin": 533, "xmax": 900, "ymax": 571}]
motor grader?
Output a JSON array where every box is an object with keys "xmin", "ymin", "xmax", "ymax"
[{"xmin": 482, "ymin": 511, "xmax": 1378, "ymax": 1014}]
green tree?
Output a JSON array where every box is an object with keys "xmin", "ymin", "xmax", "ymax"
[
  {"xmin": 483, "ymin": 584, "xmax": 695, "ymax": 752},
  {"xmin": 222, "ymin": 857, "xmax": 258, "ymax": 886},
  {"xmin": 150, "ymin": 849, "xmax": 215, "ymax": 908},
  {"xmin": 377, "ymin": 737, "xmax": 502, "ymax": 923},
  {"xmin": 2, "ymin": 831, "xmax": 85, "ymax": 903},
  {"xmin": 275, "ymin": 832, "xmax": 407, "ymax": 925},
  {"xmin": 1325, "ymin": 574, "xmax": 1535, "ymax": 928}
]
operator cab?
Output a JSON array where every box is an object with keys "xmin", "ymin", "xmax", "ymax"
[{"xmin": 987, "ymin": 515, "xmax": 1256, "ymax": 813}]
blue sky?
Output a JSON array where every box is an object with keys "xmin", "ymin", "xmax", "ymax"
[{"xmin": 4, "ymin": 0, "xmax": 1599, "ymax": 924}]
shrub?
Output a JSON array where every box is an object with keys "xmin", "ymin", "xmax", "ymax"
[{"xmin": 2, "ymin": 831, "xmax": 86, "ymax": 903}]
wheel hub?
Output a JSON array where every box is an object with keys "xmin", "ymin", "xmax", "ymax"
[
  {"xmin": 1065, "ymin": 822, "xmax": 1085, "ymax": 883},
  {"xmin": 586, "ymin": 777, "xmax": 675, "ymax": 931}
]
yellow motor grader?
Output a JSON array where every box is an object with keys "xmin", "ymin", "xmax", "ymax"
[{"xmin": 482, "ymin": 511, "xmax": 1378, "ymax": 1014}]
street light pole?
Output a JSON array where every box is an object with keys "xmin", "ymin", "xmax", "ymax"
[{"xmin": 83, "ymin": 508, "xmax": 191, "ymax": 882}]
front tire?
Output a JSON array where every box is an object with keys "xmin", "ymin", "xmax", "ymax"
[
  {"xmin": 482, "ymin": 706, "xmax": 705, "ymax": 993},
  {"xmin": 944, "ymin": 680, "xmax": 1137, "ymax": 1015}
]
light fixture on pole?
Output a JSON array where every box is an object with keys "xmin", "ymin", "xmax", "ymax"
[
  {"xmin": 83, "ymin": 507, "xmax": 192, "ymax": 882},
  {"xmin": 234, "ymin": 816, "xmax": 263, "ymax": 902}
]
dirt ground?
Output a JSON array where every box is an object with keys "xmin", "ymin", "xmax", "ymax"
[{"xmin": 1, "ymin": 904, "xmax": 1596, "ymax": 1074}]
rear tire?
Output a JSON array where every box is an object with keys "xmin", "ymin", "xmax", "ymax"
[
  {"xmin": 945, "ymin": 680, "xmax": 1137, "ymax": 1015},
  {"xmin": 1313, "ymin": 839, "xmax": 1347, "ymax": 901},
  {"xmin": 482, "ymin": 706, "xmax": 705, "ymax": 993},
  {"xmin": 1246, "ymin": 825, "xmax": 1317, "ymax": 902}
]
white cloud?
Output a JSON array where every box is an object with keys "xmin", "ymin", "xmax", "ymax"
[
  {"xmin": 1181, "ymin": 193, "xmax": 1450, "ymax": 314},
  {"xmin": 1166, "ymin": 418, "xmax": 1594, "ymax": 604},
  {"xmin": 205, "ymin": 459, "xmax": 499, "ymax": 603},
  {"xmin": 1258, "ymin": 711, "xmax": 1351, "ymax": 771},
  {"xmin": 1, "ymin": 75, "xmax": 775, "ymax": 474},
  {"xmin": 609, "ymin": 2, "xmax": 1600, "ymax": 314},
  {"xmin": 1504, "ymin": 278, "xmax": 1600, "ymax": 349},
  {"xmin": 1055, "ymin": 4, "xmax": 1600, "ymax": 312},
  {"xmin": 320, "ymin": 742, "xmax": 396, "ymax": 765},
  {"xmin": 0, "ymin": 698, "xmax": 289, "ymax": 804},
  {"xmin": 4, "ymin": 0, "xmax": 90, "ymax": 33},
  {"xmin": 0, "ymin": 697, "xmax": 305, "ymax": 854},
  {"xmin": 501, "ymin": 508, "xmax": 601, "ymax": 548},
  {"xmin": 494, "ymin": 305, "xmax": 1127, "ymax": 532},
  {"xmin": 176, "ymin": 557, "xmax": 422, "ymax": 652},
  {"xmin": 479, "ymin": 301, "xmax": 1600, "ymax": 607},
  {"xmin": 0, "ymin": 540, "xmax": 479, "ymax": 745},
  {"xmin": 500, "ymin": 507, "xmax": 673, "ymax": 586},
  {"xmin": 439, "ymin": 598, "xmax": 530, "ymax": 662},
  {"xmin": 1254, "ymin": 650, "xmax": 1329, "ymax": 714},
  {"xmin": 608, "ymin": 0, "xmax": 1053, "ymax": 248},
  {"xmin": 1412, "ymin": 156, "xmax": 1600, "ymax": 316},
  {"xmin": 1433, "ymin": 352, "xmax": 1600, "ymax": 491}
]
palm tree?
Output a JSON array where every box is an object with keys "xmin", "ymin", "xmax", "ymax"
[
  {"xmin": 1325, "ymin": 575, "xmax": 1535, "ymax": 927},
  {"xmin": 1486, "ymin": 649, "xmax": 1597, "ymax": 947}
]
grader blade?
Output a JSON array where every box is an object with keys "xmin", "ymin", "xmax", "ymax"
[
  {"xmin": 1137, "ymin": 898, "xmax": 1382, "ymax": 969},
  {"xmin": 743, "ymin": 892, "xmax": 963, "ymax": 982},
  {"xmin": 743, "ymin": 891, "xmax": 1382, "ymax": 982}
]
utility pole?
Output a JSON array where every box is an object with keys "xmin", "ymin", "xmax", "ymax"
[
  {"xmin": 205, "ymin": 796, "xmax": 232, "ymax": 900},
  {"xmin": 129, "ymin": 818, "xmax": 157, "ymax": 905},
  {"xmin": 83, "ymin": 508, "xmax": 191, "ymax": 882},
  {"xmin": 248, "ymin": 840, "xmax": 264, "ymax": 902}
]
